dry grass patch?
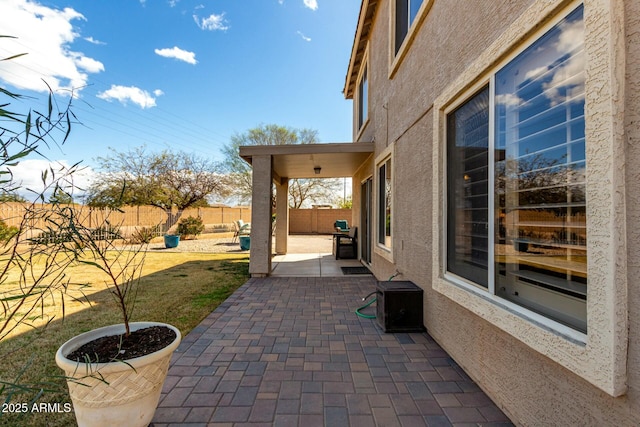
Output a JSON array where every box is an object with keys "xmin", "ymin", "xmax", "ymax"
[{"xmin": 0, "ymin": 251, "xmax": 248, "ymax": 427}]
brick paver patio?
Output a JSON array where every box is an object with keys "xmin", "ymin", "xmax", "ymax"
[{"xmin": 152, "ymin": 276, "xmax": 513, "ymax": 426}]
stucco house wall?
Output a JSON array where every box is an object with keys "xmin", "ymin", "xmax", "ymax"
[{"xmin": 350, "ymin": 0, "xmax": 639, "ymax": 425}]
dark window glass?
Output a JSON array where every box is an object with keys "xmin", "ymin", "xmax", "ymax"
[
  {"xmin": 446, "ymin": 86, "xmax": 490, "ymax": 287},
  {"xmin": 358, "ymin": 66, "xmax": 368, "ymax": 129},
  {"xmin": 395, "ymin": 0, "xmax": 423, "ymax": 54}
]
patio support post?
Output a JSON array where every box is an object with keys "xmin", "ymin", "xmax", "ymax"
[
  {"xmin": 275, "ymin": 178, "xmax": 289, "ymax": 255},
  {"xmin": 249, "ymin": 155, "xmax": 273, "ymax": 277}
]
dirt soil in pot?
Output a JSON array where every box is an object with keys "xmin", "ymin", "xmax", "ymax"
[{"xmin": 66, "ymin": 326, "xmax": 177, "ymax": 362}]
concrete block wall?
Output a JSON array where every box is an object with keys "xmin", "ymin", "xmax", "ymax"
[{"xmin": 288, "ymin": 209, "xmax": 352, "ymax": 234}]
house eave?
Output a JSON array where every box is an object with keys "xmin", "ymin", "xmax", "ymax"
[
  {"xmin": 239, "ymin": 142, "xmax": 374, "ymax": 179},
  {"xmin": 343, "ymin": 0, "xmax": 378, "ymax": 99}
]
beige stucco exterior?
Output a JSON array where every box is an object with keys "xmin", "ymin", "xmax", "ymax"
[{"xmin": 346, "ymin": 0, "xmax": 639, "ymax": 425}]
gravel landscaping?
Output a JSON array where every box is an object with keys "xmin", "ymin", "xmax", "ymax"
[{"xmin": 144, "ymin": 233, "xmax": 334, "ymax": 254}]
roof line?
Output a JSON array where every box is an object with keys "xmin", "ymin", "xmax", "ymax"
[{"xmin": 343, "ymin": 0, "xmax": 378, "ymax": 99}]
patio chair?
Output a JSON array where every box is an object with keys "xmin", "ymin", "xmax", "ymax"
[
  {"xmin": 232, "ymin": 220, "xmax": 251, "ymax": 243},
  {"xmin": 334, "ymin": 220, "xmax": 349, "ymax": 233},
  {"xmin": 335, "ymin": 226, "xmax": 357, "ymax": 260}
]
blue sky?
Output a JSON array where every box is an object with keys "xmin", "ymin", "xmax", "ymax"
[{"xmin": 0, "ymin": 0, "xmax": 360, "ymax": 195}]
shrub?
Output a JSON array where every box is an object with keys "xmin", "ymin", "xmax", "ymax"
[
  {"xmin": 29, "ymin": 229, "xmax": 74, "ymax": 245},
  {"xmin": 130, "ymin": 225, "xmax": 161, "ymax": 244},
  {"xmin": 177, "ymin": 216, "xmax": 204, "ymax": 239},
  {"xmin": 0, "ymin": 219, "xmax": 18, "ymax": 243},
  {"xmin": 90, "ymin": 224, "xmax": 122, "ymax": 241}
]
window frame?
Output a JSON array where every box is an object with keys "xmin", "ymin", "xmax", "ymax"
[
  {"xmin": 356, "ymin": 50, "xmax": 369, "ymax": 135},
  {"xmin": 375, "ymin": 145, "xmax": 394, "ymax": 262},
  {"xmin": 389, "ymin": 0, "xmax": 433, "ymax": 78},
  {"xmin": 431, "ymin": 0, "xmax": 628, "ymax": 397}
]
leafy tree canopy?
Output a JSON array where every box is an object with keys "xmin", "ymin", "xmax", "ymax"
[
  {"xmin": 85, "ymin": 146, "xmax": 229, "ymax": 210},
  {"xmin": 221, "ymin": 124, "xmax": 340, "ymax": 208},
  {"xmin": 0, "ymin": 191, "xmax": 27, "ymax": 203},
  {"xmin": 48, "ymin": 187, "xmax": 73, "ymax": 204}
]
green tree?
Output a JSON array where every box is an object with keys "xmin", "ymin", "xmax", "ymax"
[
  {"xmin": 86, "ymin": 146, "xmax": 227, "ymax": 210},
  {"xmin": 0, "ymin": 192, "xmax": 27, "ymax": 203},
  {"xmin": 221, "ymin": 124, "xmax": 341, "ymax": 208},
  {"xmin": 335, "ymin": 196, "xmax": 353, "ymax": 209},
  {"xmin": 48, "ymin": 187, "xmax": 73, "ymax": 204},
  {"xmin": 85, "ymin": 146, "xmax": 229, "ymax": 230}
]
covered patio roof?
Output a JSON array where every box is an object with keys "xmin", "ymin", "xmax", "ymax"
[
  {"xmin": 239, "ymin": 142, "xmax": 374, "ymax": 277},
  {"xmin": 239, "ymin": 142, "xmax": 374, "ymax": 180}
]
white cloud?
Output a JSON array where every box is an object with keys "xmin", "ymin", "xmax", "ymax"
[
  {"xmin": 168, "ymin": 0, "xmax": 179, "ymax": 7},
  {"xmin": 7, "ymin": 159, "xmax": 95, "ymax": 201},
  {"xmin": 543, "ymin": 18, "xmax": 585, "ymax": 106},
  {"xmin": 97, "ymin": 85, "xmax": 162, "ymax": 109},
  {"xmin": 495, "ymin": 93, "xmax": 523, "ymax": 107},
  {"xmin": 193, "ymin": 13, "xmax": 229, "ymax": 31},
  {"xmin": 72, "ymin": 54, "xmax": 105, "ymax": 74},
  {"xmin": 297, "ymin": 31, "xmax": 311, "ymax": 42},
  {"xmin": 303, "ymin": 0, "xmax": 318, "ymax": 11},
  {"xmin": 524, "ymin": 66, "xmax": 548, "ymax": 81},
  {"xmin": 0, "ymin": 0, "xmax": 104, "ymax": 94},
  {"xmin": 84, "ymin": 36, "xmax": 106, "ymax": 45},
  {"xmin": 154, "ymin": 46, "xmax": 197, "ymax": 64}
]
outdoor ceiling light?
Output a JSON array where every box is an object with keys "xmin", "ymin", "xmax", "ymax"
[{"xmin": 314, "ymin": 166, "xmax": 321, "ymax": 175}]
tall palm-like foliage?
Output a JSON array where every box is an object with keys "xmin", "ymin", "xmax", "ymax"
[{"xmin": 0, "ymin": 38, "xmax": 147, "ymax": 407}]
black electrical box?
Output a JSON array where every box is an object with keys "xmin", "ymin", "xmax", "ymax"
[{"xmin": 376, "ymin": 281, "xmax": 424, "ymax": 333}]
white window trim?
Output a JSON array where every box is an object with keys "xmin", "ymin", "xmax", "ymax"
[
  {"xmin": 389, "ymin": 0, "xmax": 434, "ymax": 79},
  {"xmin": 356, "ymin": 47, "xmax": 370, "ymax": 139},
  {"xmin": 374, "ymin": 144, "xmax": 394, "ymax": 262},
  {"xmin": 431, "ymin": 0, "xmax": 627, "ymax": 397}
]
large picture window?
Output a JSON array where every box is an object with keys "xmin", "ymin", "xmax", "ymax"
[{"xmin": 446, "ymin": 5, "xmax": 586, "ymax": 332}]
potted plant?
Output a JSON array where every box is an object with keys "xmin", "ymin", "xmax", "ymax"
[
  {"xmin": 163, "ymin": 233, "xmax": 180, "ymax": 248},
  {"xmin": 239, "ymin": 234, "xmax": 251, "ymax": 250},
  {"xmin": 55, "ymin": 222, "xmax": 181, "ymax": 427},
  {"xmin": 236, "ymin": 219, "xmax": 251, "ymax": 250},
  {"xmin": 0, "ymin": 48, "xmax": 179, "ymax": 425}
]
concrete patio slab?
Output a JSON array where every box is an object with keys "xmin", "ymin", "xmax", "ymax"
[
  {"xmin": 152, "ymin": 276, "xmax": 513, "ymax": 426},
  {"xmin": 271, "ymin": 253, "xmax": 364, "ymax": 277}
]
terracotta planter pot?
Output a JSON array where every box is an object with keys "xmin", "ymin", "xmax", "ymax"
[{"xmin": 55, "ymin": 322, "xmax": 181, "ymax": 427}]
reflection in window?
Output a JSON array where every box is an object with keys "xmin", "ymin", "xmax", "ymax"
[
  {"xmin": 495, "ymin": 5, "xmax": 586, "ymax": 333},
  {"xmin": 358, "ymin": 66, "xmax": 368, "ymax": 130},
  {"xmin": 378, "ymin": 158, "xmax": 392, "ymax": 248},
  {"xmin": 395, "ymin": 0, "xmax": 424, "ymax": 54},
  {"xmin": 446, "ymin": 5, "xmax": 586, "ymax": 332},
  {"xmin": 447, "ymin": 86, "xmax": 490, "ymax": 288}
]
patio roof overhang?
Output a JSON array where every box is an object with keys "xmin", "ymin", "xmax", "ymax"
[{"xmin": 239, "ymin": 142, "xmax": 374, "ymax": 182}]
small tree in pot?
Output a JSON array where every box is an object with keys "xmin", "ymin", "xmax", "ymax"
[
  {"xmin": 0, "ymin": 39, "xmax": 181, "ymax": 426},
  {"xmin": 55, "ymin": 222, "xmax": 181, "ymax": 427}
]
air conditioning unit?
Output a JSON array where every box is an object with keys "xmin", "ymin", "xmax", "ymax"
[{"xmin": 376, "ymin": 281, "xmax": 424, "ymax": 333}]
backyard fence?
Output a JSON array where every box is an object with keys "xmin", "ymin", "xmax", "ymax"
[
  {"xmin": 289, "ymin": 208, "xmax": 352, "ymax": 234},
  {"xmin": 0, "ymin": 203, "xmax": 352, "ymax": 240},
  {"xmin": 0, "ymin": 203, "xmax": 251, "ymax": 239}
]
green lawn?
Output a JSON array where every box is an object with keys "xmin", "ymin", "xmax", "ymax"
[{"xmin": 0, "ymin": 251, "xmax": 249, "ymax": 427}]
